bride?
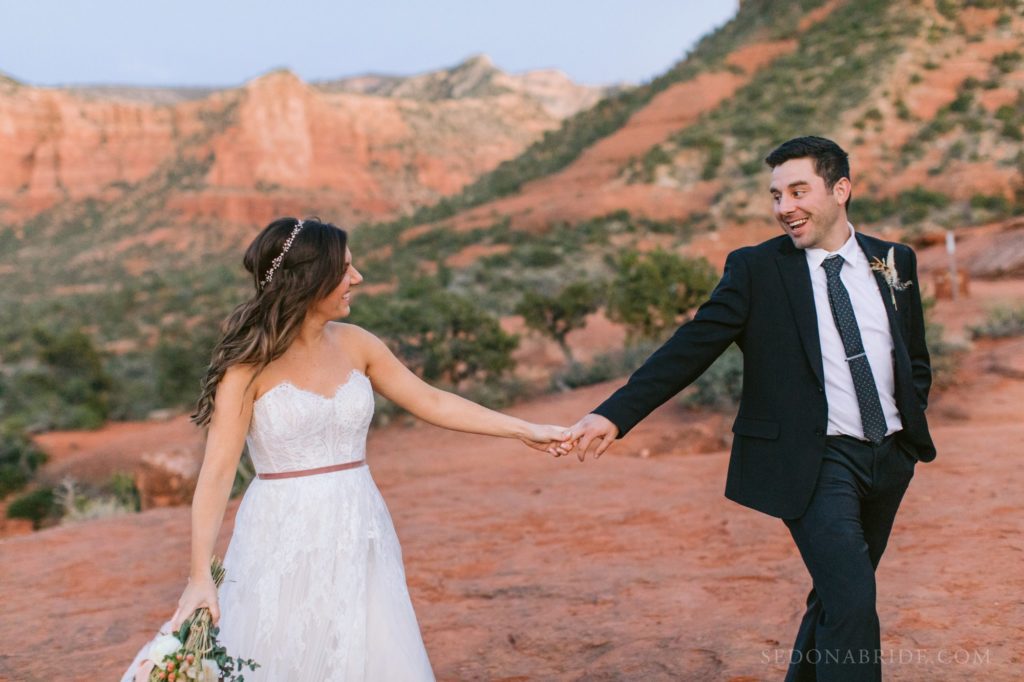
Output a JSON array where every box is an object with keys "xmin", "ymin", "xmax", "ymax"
[{"xmin": 122, "ymin": 217, "xmax": 572, "ymax": 681}]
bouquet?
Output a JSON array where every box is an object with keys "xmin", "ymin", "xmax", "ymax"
[{"xmin": 135, "ymin": 557, "xmax": 259, "ymax": 682}]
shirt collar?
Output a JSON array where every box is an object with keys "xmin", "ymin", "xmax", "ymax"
[{"xmin": 805, "ymin": 222, "xmax": 861, "ymax": 270}]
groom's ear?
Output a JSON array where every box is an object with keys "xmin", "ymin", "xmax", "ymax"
[{"xmin": 832, "ymin": 176, "xmax": 851, "ymax": 207}]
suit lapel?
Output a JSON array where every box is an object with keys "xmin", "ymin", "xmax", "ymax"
[
  {"xmin": 856, "ymin": 233, "xmax": 904, "ymax": 346},
  {"xmin": 776, "ymin": 244, "xmax": 825, "ymax": 387}
]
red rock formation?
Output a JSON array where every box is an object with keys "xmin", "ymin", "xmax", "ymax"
[{"xmin": 0, "ymin": 60, "xmax": 608, "ymax": 228}]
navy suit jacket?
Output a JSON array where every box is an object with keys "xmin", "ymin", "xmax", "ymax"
[{"xmin": 593, "ymin": 232, "xmax": 935, "ymax": 519}]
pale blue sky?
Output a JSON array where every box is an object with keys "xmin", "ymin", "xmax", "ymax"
[{"xmin": 0, "ymin": 1, "xmax": 738, "ymax": 87}]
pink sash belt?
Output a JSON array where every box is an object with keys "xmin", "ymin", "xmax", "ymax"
[{"xmin": 257, "ymin": 460, "xmax": 366, "ymax": 480}]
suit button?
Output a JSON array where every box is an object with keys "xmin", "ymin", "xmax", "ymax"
[
  {"xmin": 817, "ymin": 386, "xmax": 824, "ymax": 393},
  {"xmin": 815, "ymin": 428, "xmax": 824, "ymax": 436}
]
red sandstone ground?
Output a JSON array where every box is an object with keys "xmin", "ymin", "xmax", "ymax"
[{"xmin": 2, "ymin": 273, "xmax": 1022, "ymax": 681}]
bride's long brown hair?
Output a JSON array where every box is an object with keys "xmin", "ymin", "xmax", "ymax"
[{"xmin": 192, "ymin": 217, "xmax": 349, "ymax": 426}]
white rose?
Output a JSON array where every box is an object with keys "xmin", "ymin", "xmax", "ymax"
[
  {"xmin": 198, "ymin": 658, "xmax": 222, "ymax": 682},
  {"xmin": 146, "ymin": 633, "xmax": 182, "ymax": 664}
]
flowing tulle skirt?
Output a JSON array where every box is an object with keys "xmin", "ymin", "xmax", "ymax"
[{"xmin": 121, "ymin": 467, "xmax": 434, "ymax": 681}]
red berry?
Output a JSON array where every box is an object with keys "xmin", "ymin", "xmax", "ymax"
[
  {"xmin": 186, "ymin": 654, "xmax": 195, "ymax": 663},
  {"xmin": 168, "ymin": 675, "xmax": 176, "ymax": 682},
  {"xmin": 176, "ymin": 653, "xmax": 184, "ymax": 661},
  {"xmin": 166, "ymin": 661, "xmax": 175, "ymax": 671}
]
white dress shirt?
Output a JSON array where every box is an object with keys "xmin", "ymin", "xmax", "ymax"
[{"xmin": 805, "ymin": 224, "xmax": 903, "ymax": 439}]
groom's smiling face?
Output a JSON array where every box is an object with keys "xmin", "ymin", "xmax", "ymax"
[{"xmin": 769, "ymin": 157, "xmax": 850, "ymax": 252}]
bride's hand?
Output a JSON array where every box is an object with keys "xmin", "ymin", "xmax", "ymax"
[
  {"xmin": 518, "ymin": 423, "xmax": 576, "ymax": 456},
  {"xmin": 170, "ymin": 574, "xmax": 220, "ymax": 631}
]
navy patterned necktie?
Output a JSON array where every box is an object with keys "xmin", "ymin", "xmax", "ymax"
[{"xmin": 822, "ymin": 255, "xmax": 887, "ymax": 444}]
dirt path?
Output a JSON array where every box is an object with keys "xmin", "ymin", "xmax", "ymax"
[{"xmin": 2, "ymin": 323, "xmax": 1023, "ymax": 680}]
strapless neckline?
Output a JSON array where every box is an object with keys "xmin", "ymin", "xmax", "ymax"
[{"xmin": 254, "ymin": 368, "xmax": 368, "ymax": 408}]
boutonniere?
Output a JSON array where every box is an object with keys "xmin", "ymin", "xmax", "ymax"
[{"xmin": 869, "ymin": 246, "xmax": 913, "ymax": 310}]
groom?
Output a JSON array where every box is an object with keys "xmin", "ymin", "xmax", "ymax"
[{"xmin": 562, "ymin": 136, "xmax": 934, "ymax": 681}]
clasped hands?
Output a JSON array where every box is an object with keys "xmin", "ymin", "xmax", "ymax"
[{"xmin": 519, "ymin": 413, "xmax": 618, "ymax": 461}]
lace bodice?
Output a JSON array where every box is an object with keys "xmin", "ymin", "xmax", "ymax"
[{"xmin": 246, "ymin": 369, "xmax": 374, "ymax": 474}]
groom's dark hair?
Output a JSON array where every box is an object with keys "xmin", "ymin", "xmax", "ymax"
[{"xmin": 765, "ymin": 136, "xmax": 851, "ymax": 209}]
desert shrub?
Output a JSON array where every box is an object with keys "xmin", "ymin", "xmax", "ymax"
[
  {"xmin": 948, "ymin": 91, "xmax": 974, "ymax": 114},
  {"xmin": 6, "ymin": 487, "xmax": 59, "ymax": 528},
  {"xmin": 961, "ymin": 113, "xmax": 985, "ymax": 133},
  {"xmin": 896, "ymin": 97, "xmax": 913, "ymax": 120},
  {"xmin": 105, "ymin": 353, "xmax": 166, "ymax": 420},
  {"xmin": 899, "ymin": 187, "xmax": 950, "ymax": 222},
  {"xmin": 552, "ymin": 341, "xmax": 661, "ymax": 390},
  {"xmin": 110, "ymin": 471, "xmax": 142, "ymax": 511},
  {"xmin": 1, "ymin": 328, "xmax": 114, "ymax": 430},
  {"xmin": 515, "ymin": 245, "xmax": 564, "ymax": 268},
  {"xmin": 232, "ymin": 449, "xmax": 255, "ymax": 498},
  {"xmin": 851, "ymin": 196, "xmax": 892, "ymax": 223},
  {"xmin": 935, "ymin": 0, "xmax": 958, "ymax": 20},
  {"xmin": 637, "ymin": 145, "xmax": 674, "ymax": 182},
  {"xmin": 54, "ymin": 476, "xmax": 139, "ymax": 523},
  {"xmin": 969, "ymin": 193, "xmax": 1015, "ymax": 219},
  {"xmin": 996, "ymin": 99, "xmax": 1024, "ymax": 140},
  {"xmin": 516, "ymin": 281, "xmax": 602, "ymax": 362},
  {"xmin": 854, "ymin": 186, "xmax": 950, "ymax": 225},
  {"xmin": 970, "ymin": 305, "xmax": 1024, "ymax": 339},
  {"xmin": 992, "ymin": 50, "xmax": 1022, "ymax": 74},
  {"xmin": 681, "ymin": 345, "xmax": 744, "ymax": 410},
  {"xmin": 1001, "ymin": 119, "xmax": 1023, "ymax": 140},
  {"xmin": 349, "ymin": 279, "xmax": 518, "ymax": 385},
  {"xmin": 606, "ymin": 249, "xmax": 719, "ymax": 340},
  {"xmin": 0, "ymin": 421, "xmax": 47, "ymax": 498},
  {"xmin": 923, "ymin": 297, "xmax": 962, "ymax": 388},
  {"xmin": 0, "ymin": 466, "xmax": 29, "ymax": 499},
  {"xmin": 154, "ymin": 324, "xmax": 218, "ymax": 407},
  {"xmin": 460, "ymin": 375, "xmax": 535, "ymax": 409}
]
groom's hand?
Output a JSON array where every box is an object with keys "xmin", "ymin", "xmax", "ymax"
[{"xmin": 557, "ymin": 413, "xmax": 618, "ymax": 461}]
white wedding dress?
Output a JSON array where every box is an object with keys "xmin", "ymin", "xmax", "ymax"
[{"xmin": 121, "ymin": 369, "xmax": 435, "ymax": 681}]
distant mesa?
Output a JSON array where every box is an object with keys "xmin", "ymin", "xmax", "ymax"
[
  {"xmin": 0, "ymin": 51, "xmax": 607, "ymax": 229},
  {"xmin": 315, "ymin": 54, "xmax": 616, "ymax": 118}
]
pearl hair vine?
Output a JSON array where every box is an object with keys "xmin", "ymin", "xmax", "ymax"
[{"xmin": 259, "ymin": 219, "xmax": 305, "ymax": 290}]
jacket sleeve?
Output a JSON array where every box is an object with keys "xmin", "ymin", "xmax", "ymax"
[
  {"xmin": 592, "ymin": 248, "xmax": 751, "ymax": 437},
  {"xmin": 904, "ymin": 245, "xmax": 932, "ymax": 409}
]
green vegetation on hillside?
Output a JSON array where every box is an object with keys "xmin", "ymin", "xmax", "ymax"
[
  {"xmin": 0, "ymin": 329, "xmax": 113, "ymax": 431},
  {"xmin": 635, "ymin": 0, "xmax": 921, "ymax": 185},
  {"xmin": 369, "ymin": 0, "xmax": 830, "ymax": 230},
  {"xmin": 0, "ymin": 96, "xmax": 246, "ymax": 427}
]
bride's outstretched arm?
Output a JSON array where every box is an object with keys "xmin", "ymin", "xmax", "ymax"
[
  {"xmin": 172, "ymin": 364, "xmax": 255, "ymax": 628},
  {"xmin": 352, "ymin": 326, "xmax": 572, "ymax": 453}
]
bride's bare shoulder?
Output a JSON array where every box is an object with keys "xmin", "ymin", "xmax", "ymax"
[
  {"xmin": 219, "ymin": 363, "xmax": 259, "ymax": 403},
  {"xmin": 329, "ymin": 321, "xmax": 376, "ymax": 343},
  {"xmin": 329, "ymin": 322, "xmax": 385, "ymax": 365},
  {"xmin": 223, "ymin": 362, "xmax": 258, "ymax": 384}
]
